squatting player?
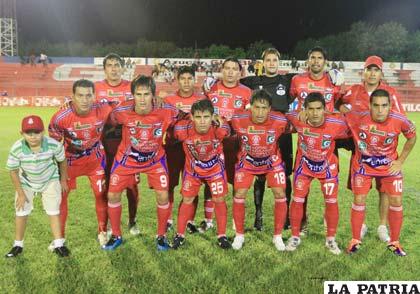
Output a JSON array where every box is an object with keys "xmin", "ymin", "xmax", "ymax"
[
  {"xmin": 346, "ymin": 89, "xmax": 416, "ymax": 256},
  {"xmin": 95, "ymin": 53, "xmax": 140, "ymax": 236},
  {"xmin": 230, "ymin": 89, "xmax": 289, "ymax": 251},
  {"xmin": 285, "ymin": 92, "xmax": 348, "ymax": 255},
  {"xmin": 103, "ymin": 75, "xmax": 180, "ymax": 251},
  {"xmin": 171, "ymin": 99, "xmax": 231, "ymax": 249},
  {"xmin": 49, "ymin": 79, "xmax": 112, "ymax": 246}
]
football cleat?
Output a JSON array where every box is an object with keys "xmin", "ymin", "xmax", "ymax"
[
  {"xmin": 128, "ymin": 222, "xmax": 140, "ymax": 236},
  {"xmin": 102, "ymin": 235, "xmax": 123, "ymax": 251},
  {"xmin": 360, "ymin": 224, "xmax": 368, "ymax": 240},
  {"xmin": 377, "ymin": 225, "xmax": 390, "ymax": 242},
  {"xmin": 254, "ymin": 210, "xmax": 263, "ymax": 231},
  {"xmin": 346, "ymin": 239, "xmax": 361, "ymax": 254},
  {"xmin": 98, "ymin": 231, "xmax": 108, "ymax": 246},
  {"xmin": 172, "ymin": 235, "xmax": 185, "ymax": 250},
  {"xmin": 54, "ymin": 246, "xmax": 70, "ymax": 257},
  {"xmin": 156, "ymin": 236, "xmax": 170, "ymax": 251},
  {"xmin": 273, "ymin": 236, "xmax": 286, "ymax": 251},
  {"xmin": 285, "ymin": 237, "xmax": 301, "ymax": 251},
  {"xmin": 198, "ymin": 220, "xmax": 214, "ymax": 233},
  {"xmin": 187, "ymin": 222, "xmax": 199, "ymax": 234},
  {"xmin": 48, "ymin": 241, "xmax": 55, "ymax": 252},
  {"xmin": 325, "ymin": 239, "xmax": 341, "ymax": 255},
  {"xmin": 217, "ymin": 236, "xmax": 231, "ymax": 249},
  {"xmin": 387, "ymin": 242, "xmax": 407, "ymax": 257},
  {"xmin": 232, "ymin": 235, "xmax": 245, "ymax": 250},
  {"xmin": 5, "ymin": 246, "xmax": 23, "ymax": 258}
]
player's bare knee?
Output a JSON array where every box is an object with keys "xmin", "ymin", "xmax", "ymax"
[
  {"xmin": 234, "ymin": 189, "xmax": 248, "ymax": 199},
  {"xmin": 354, "ymin": 194, "xmax": 367, "ymax": 205},
  {"xmin": 155, "ymin": 190, "xmax": 169, "ymax": 204},
  {"xmin": 107, "ymin": 192, "xmax": 121, "ymax": 203},
  {"xmin": 183, "ymin": 196, "xmax": 195, "ymax": 204},
  {"xmin": 388, "ymin": 195, "xmax": 402, "ymax": 207},
  {"xmin": 212, "ymin": 196, "xmax": 225, "ymax": 203}
]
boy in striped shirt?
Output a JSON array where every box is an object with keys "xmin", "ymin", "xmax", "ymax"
[{"xmin": 5, "ymin": 115, "xmax": 70, "ymax": 258}]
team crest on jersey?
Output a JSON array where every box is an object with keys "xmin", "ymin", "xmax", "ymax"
[
  {"xmin": 153, "ymin": 128, "xmax": 162, "ymax": 137},
  {"xmin": 300, "ymin": 92, "xmax": 308, "ymax": 99},
  {"xmin": 83, "ymin": 131, "xmax": 91, "ymax": 139},
  {"xmin": 140, "ymin": 130, "xmax": 148, "ymax": 139},
  {"xmin": 129, "ymin": 127, "xmax": 136, "ymax": 135},
  {"xmin": 267, "ymin": 135, "xmax": 275, "ymax": 144},
  {"xmin": 96, "ymin": 126, "xmax": 103, "ymax": 133},
  {"xmin": 325, "ymin": 93, "xmax": 333, "ymax": 102},
  {"xmin": 358, "ymin": 141, "xmax": 367, "ymax": 151},
  {"xmin": 241, "ymin": 135, "xmax": 249, "ymax": 142},
  {"xmin": 234, "ymin": 99, "xmax": 243, "ymax": 108},
  {"xmin": 276, "ymin": 84, "xmax": 286, "ymax": 96},
  {"xmin": 307, "ymin": 137, "xmax": 316, "ymax": 147},
  {"xmin": 384, "ymin": 137, "xmax": 394, "ymax": 145},
  {"xmin": 359, "ymin": 131, "xmax": 367, "ymax": 139},
  {"xmin": 370, "ymin": 136, "xmax": 379, "ymax": 144},
  {"xmin": 68, "ymin": 131, "xmax": 77, "ymax": 138}
]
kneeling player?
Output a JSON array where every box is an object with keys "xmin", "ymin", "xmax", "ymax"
[
  {"xmin": 103, "ymin": 75, "xmax": 179, "ymax": 251},
  {"xmin": 285, "ymin": 92, "xmax": 349, "ymax": 255},
  {"xmin": 231, "ymin": 89, "xmax": 288, "ymax": 251},
  {"xmin": 172, "ymin": 99, "xmax": 231, "ymax": 249},
  {"xmin": 346, "ymin": 89, "xmax": 416, "ymax": 256}
]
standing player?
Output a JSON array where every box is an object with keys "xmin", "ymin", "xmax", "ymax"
[
  {"xmin": 163, "ymin": 66, "xmax": 205, "ymax": 232},
  {"xmin": 5, "ymin": 115, "xmax": 70, "ymax": 257},
  {"xmin": 230, "ymin": 90, "xmax": 289, "ymax": 250},
  {"xmin": 172, "ymin": 99, "xmax": 231, "ymax": 249},
  {"xmin": 240, "ymin": 48, "xmax": 295, "ymax": 231},
  {"xmin": 103, "ymin": 75, "xmax": 179, "ymax": 251},
  {"xmin": 285, "ymin": 93, "xmax": 348, "ymax": 255},
  {"xmin": 95, "ymin": 53, "xmax": 140, "ymax": 236},
  {"xmin": 203, "ymin": 57, "xmax": 251, "ymax": 231},
  {"xmin": 346, "ymin": 89, "xmax": 416, "ymax": 256},
  {"xmin": 337, "ymin": 56, "xmax": 406, "ymax": 242},
  {"xmin": 49, "ymin": 79, "xmax": 112, "ymax": 246}
]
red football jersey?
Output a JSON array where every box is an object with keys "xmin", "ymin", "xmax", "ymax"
[
  {"xmin": 112, "ymin": 102, "xmax": 179, "ymax": 173},
  {"xmin": 164, "ymin": 92, "xmax": 206, "ymax": 113},
  {"xmin": 290, "ymin": 72, "xmax": 341, "ymax": 112},
  {"xmin": 231, "ymin": 111, "xmax": 288, "ymax": 174},
  {"xmin": 174, "ymin": 120, "xmax": 230, "ymax": 177},
  {"xmin": 48, "ymin": 102, "xmax": 112, "ymax": 162},
  {"xmin": 286, "ymin": 112, "xmax": 349, "ymax": 178},
  {"xmin": 207, "ymin": 81, "xmax": 251, "ymax": 121},
  {"xmin": 342, "ymin": 82, "xmax": 405, "ymax": 114},
  {"xmin": 346, "ymin": 111, "xmax": 416, "ymax": 176},
  {"xmin": 95, "ymin": 79, "xmax": 133, "ymax": 141}
]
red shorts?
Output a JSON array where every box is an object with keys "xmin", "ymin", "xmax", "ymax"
[
  {"xmin": 294, "ymin": 173, "xmax": 338, "ymax": 198},
  {"xmin": 109, "ymin": 159, "xmax": 169, "ymax": 193},
  {"xmin": 165, "ymin": 143, "xmax": 185, "ymax": 190},
  {"xmin": 351, "ymin": 173, "xmax": 403, "ymax": 196},
  {"xmin": 181, "ymin": 171, "xmax": 228, "ymax": 199},
  {"xmin": 223, "ymin": 136, "xmax": 239, "ymax": 185},
  {"xmin": 234, "ymin": 166, "xmax": 286, "ymax": 190},
  {"xmin": 67, "ymin": 156, "xmax": 106, "ymax": 194}
]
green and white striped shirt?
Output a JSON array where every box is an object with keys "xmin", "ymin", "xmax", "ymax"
[{"xmin": 6, "ymin": 136, "xmax": 65, "ymax": 192}]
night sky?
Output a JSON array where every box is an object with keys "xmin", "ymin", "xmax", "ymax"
[{"xmin": 16, "ymin": 0, "xmax": 420, "ymax": 53}]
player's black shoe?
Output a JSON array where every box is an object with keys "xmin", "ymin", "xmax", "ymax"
[
  {"xmin": 217, "ymin": 236, "xmax": 231, "ymax": 249},
  {"xmin": 187, "ymin": 222, "xmax": 199, "ymax": 234},
  {"xmin": 54, "ymin": 246, "xmax": 70, "ymax": 257},
  {"xmin": 157, "ymin": 235, "xmax": 170, "ymax": 251},
  {"xmin": 5, "ymin": 246, "xmax": 23, "ymax": 258},
  {"xmin": 172, "ymin": 234, "xmax": 185, "ymax": 250},
  {"xmin": 254, "ymin": 210, "xmax": 263, "ymax": 231}
]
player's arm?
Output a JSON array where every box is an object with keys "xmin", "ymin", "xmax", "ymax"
[
  {"xmin": 389, "ymin": 135, "xmax": 416, "ymax": 175},
  {"xmin": 48, "ymin": 116, "xmax": 64, "ymax": 142},
  {"xmin": 58, "ymin": 160, "xmax": 69, "ymax": 193},
  {"xmin": 9, "ymin": 169, "xmax": 27, "ymax": 211}
]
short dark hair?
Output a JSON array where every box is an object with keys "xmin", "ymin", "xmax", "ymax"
[
  {"xmin": 177, "ymin": 66, "xmax": 195, "ymax": 79},
  {"xmin": 72, "ymin": 79, "xmax": 95, "ymax": 94},
  {"xmin": 304, "ymin": 92, "xmax": 325, "ymax": 108},
  {"xmin": 370, "ymin": 89, "xmax": 390, "ymax": 104},
  {"xmin": 103, "ymin": 53, "xmax": 124, "ymax": 68},
  {"xmin": 251, "ymin": 89, "xmax": 272, "ymax": 106},
  {"xmin": 307, "ymin": 46, "xmax": 328, "ymax": 60},
  {"xmin": 191, "ymin": 99, "xmax": 214, "ymax": 115},
  {"xmin": 222, "ymin": 57, "xmax": 242, "ymax": 71},
  {"xmin": 131, "ymin": 75, "xmax": 156, "ymax": 96},
  {"xmin": 261, "ymin": 48, "xmax": 281, "ymax": 60}
]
